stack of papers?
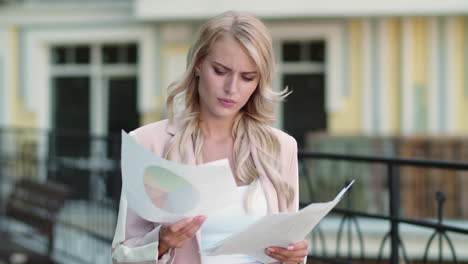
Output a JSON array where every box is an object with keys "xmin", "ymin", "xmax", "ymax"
[
  {"xmin": 204, "ymin": 180, "xmax": 354, "ymax": 263},
  {"xmin": 121, "ymin": 131, "xmax": 240, "ymax": 223},
  {"xmin": 121, "ymin": 131, "xmax": 354, "ymax": 262}
]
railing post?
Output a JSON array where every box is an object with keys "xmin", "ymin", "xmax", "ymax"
[
  {"xmin": 0, "ymin": 129, "xmax": 3, "ymax": 217},
  {"xmin": 388, "ymin": 164, "xmax": 400, "ymax": 264},
  {"xmin": 436, "ymin": 191, "xmax": 446, "ymax": 264}
]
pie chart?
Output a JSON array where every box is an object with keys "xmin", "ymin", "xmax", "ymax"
[{"xmin": 143, "ymin": 166, "xmax": 200, "ymax": 214}]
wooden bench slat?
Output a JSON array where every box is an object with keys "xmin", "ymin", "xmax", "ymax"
[
  {"xmin": 6, "ymin": 200, "xmax": 54, "ymax": 234},
  {"xmin": 16, "ymin": 179, "xmax": 70, "ymax": 200},
  {"xmin": 1, "ymin": 179, "xmax": 70, "ymax": 264},
  {"xmin": 9, "ymin": 189, "xmax": 66, "ymax": 213}
]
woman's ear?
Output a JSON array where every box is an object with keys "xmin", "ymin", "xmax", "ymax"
[{"xmin": 194, "ymin": 60, "xmax": 201, "ymax": 77}]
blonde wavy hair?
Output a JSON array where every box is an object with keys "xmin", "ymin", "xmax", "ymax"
[{"xmin": 165, "ymin": 11, "xmax": 294, "ymax": 212}]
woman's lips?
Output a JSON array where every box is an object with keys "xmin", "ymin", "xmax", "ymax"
[{"xmin": 218, "ymin": 98, "xmax": 236, "ymax": 107}]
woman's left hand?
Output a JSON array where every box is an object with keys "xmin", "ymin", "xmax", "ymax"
[{"xmin": 265, "ymin": 239, "xmax": 308, "ymax": 264}]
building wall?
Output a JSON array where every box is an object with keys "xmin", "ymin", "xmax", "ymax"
[
  {"xmin": 133, "ymin": 23, "xmax": 194, "ymax": 125},
  {"xmin": 0, "ymin": 28, "xmax": 5, "ymax": 126},
  {"xmin": 412, "ymin": 17, "xmax": 429, "ymax": 133},
  {"xmin": 2, "ymin": 7, "xmax": 467, "ymax": 136},
  {"xmin": 453, "ymin": 16, "xmax": 468, "ymax": 134},
  {"xmin": 6, "ymin": 27, "xmax": 37, "ymax": 128},
  {"xmin": 464, "ymin": 17, "xmax": 468, "ymax": 134},
  {"xmin": 329, "ymin": 15, "xmax": 468, "ymax": 136},
  {"xmin": 387, "ymin": 18, "xmax": 402, "ymax": 135},
  {"xmin": 329, "ymin": 19, "xmax": 362, "ymax": 134}
]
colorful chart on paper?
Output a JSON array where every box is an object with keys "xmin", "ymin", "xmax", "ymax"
[{"xmin": 143, "ymin": 166, "xmax": 200, "ymax": 214}]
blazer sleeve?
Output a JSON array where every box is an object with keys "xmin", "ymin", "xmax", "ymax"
[
  {"xmin": 287, "ymin": 137, "xmax": 299, "ymax": 213},
  {"xmin": 111, "ymin": 131, "xmax": 176, "ymax": 264},
  {"xmin": 286, "ymin": 136, "xmax": 308, "ymax": 264}
]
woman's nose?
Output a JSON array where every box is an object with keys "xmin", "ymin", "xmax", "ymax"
[{"xmin": 224, "ymin": 75, "xmax": 239, "ymax": 94}]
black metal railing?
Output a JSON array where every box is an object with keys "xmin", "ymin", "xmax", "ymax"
[
  {"xmin": 0, "ymin": 127, "xmax": 122, "ymax": 263},
  {"xmin": 299, "ymin": 151, "xmax": 468, "ymax": 264},
  {"xmin": 1, "ymin": 127, "xmax": 468, "ymax": 264}
]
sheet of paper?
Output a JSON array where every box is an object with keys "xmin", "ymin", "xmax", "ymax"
[
  {"xmin": 121, "ymin": 131, "xmax": 239, "ymax": 222},
  {"xmin": 204, "ymin": 180, "xmax": 355, "ymax": 263}
]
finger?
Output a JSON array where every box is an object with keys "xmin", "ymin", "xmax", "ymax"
[
  {"xmin": 288, "ymin": 239, "xmax": 309, "ymax": 250},
  {"xmin": 175, "ymin": 215, "xmax": 206, "ymax": 239},
  {"xmin": 265, "ymin": 248, "xmax": 305, "ymax": 263},
  {"xmin": 266, "ymin": 246, "xmax": 308, "ymax": 259},
  {"xmin": 172, "ymin": 223, "xmax": 203, "ymax": 247},
  {"xmin": 164, "ymin": 217, "xmax": 205, "ymax": 248},
  {"xmin": 178, "ymin": 224, "xmax": 200, "ymax": 242},
  {"xmin": 264, "ymin": 248, "xmax": 285, "ymax": 262},
  {"xmin": 176, "ymin": 215, "xmax": 205, "ymax": 234},
  {"xmin": 169, "ymin": 217, "xmax": 194, "ymax": 232}
]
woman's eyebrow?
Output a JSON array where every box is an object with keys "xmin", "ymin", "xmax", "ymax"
[{"xmin": 213, "ymin": 61, "xmax": 257, "ymax": 74}]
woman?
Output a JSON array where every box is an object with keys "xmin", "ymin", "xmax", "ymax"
[{"xmin": 112, "ymin": 11, "xmax": 308, "ymax": 264}]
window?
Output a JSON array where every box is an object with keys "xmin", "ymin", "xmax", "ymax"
[
  {"xmin": 51, "ymin": 45, "xmax": 90, "ymax": 64},
  {"xmin": 281, "ymin": 41, "xmax": 327, "ymax": 148},
  {"xmin": 102, "ymin": 43, "xmax": 138, "ymax": 64},
  {"xmin": 49, "ymin": 43, "xmax": 140, "ymax": 199},
  {"xmin": 282, "ymin": 41, "xmax": 325, "ymax": 63}
]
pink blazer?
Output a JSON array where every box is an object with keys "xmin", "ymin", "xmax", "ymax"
[{"xmin": 111, "ymin": 119, "xmax": 300, "ymax": 264}]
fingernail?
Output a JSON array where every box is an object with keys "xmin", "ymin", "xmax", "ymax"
[
  {"xmin": 287, "ymin": 245, "xmax": 294, "ymax": 250},
  {"xmin": 186, "ymin": 217, "xmax": 194, "ymax": 222},
  {"xmin": 267, "ymin": 248, "xmax": 275, "ymax": 253}
]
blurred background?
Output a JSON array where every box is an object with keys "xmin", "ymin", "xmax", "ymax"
[{"xmin": 0, "ymin": 0, "xmax": 467, "ymax": 263}]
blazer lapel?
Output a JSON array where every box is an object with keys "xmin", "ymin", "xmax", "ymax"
[
  {"xmin": 250, "ymin": 143, "xmax": 279, "ymax": 213},
  {"xmin": 165, "ymin": 118, "xmax": 201, "ymax": 264},
  {"xmin": 165, "ymin": 118, "xmax": 196, "ymax": 165}
]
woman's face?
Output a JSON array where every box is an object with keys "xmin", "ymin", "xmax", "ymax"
[{"xmin": 196, "ymin": 35, "xmax": 260, "ymax": 121}]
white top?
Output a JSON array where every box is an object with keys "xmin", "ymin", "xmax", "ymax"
[{"xmin": 200, "ymin": 184, "xmax": 268, "ymax": 264}]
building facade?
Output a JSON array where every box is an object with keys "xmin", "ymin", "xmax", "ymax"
[{"xmin": 1, "ymin": 0, "xmax": 468, "ymax": 143}]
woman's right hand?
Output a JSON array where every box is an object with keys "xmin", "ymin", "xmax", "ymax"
[{"xmin": 158, "ymin": 215, "xmax": 207, "ymax": 258}]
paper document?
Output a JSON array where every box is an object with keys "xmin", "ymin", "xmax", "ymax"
[
  {"xmin": 121, "ymin": 131, "xmax": 239, "ymax": 222},
  {"xmin": 204, "ymin": 180, "xmax": 355, "ymax": 263}
]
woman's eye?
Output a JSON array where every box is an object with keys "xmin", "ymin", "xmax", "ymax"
[
  {"xmin": 214, "ymin": 68, "xmax": 225, "ymax": 75},
  {"xmin": 242, "ymin": 76, "xmax": 254, "ymax": 82}
]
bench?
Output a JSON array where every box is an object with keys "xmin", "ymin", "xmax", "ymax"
[{"xmin": 0, "ymin": 179, "xmax": 70, "ymax": 264}]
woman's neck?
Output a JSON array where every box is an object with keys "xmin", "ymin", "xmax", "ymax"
[{"xmin": 199, "ymin": 116, "xmax": 234, "ymax": 141}]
